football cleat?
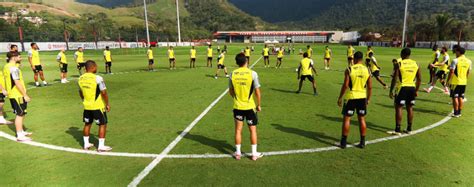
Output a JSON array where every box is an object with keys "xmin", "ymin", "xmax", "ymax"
[
  {"xmin": 97, "ymin": 146, "xmax": 113, "ymax": 152},
  {"xmin": 251, "ymin": 152, "xmax": 263, "ymax": 161}
]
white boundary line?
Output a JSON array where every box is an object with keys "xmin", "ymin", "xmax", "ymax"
[
  {"xmin": 165, "ymin": 115, "xmax": 452, "ymax": 158},
  {"xmin": 127, "ymin": 56, "xmax": 263, "ymax": 187},
  {"xmin": 0, "ymin": 61, "xmax": 457, "ymax": 184}
]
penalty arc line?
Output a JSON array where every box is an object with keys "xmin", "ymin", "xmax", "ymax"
[{"xmin": 127, "ymin": 56, "xmax": 263, "ymax": 187}]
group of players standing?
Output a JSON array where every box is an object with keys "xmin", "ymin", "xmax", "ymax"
[{"xmin": 1, "ymin": 42, "xmax": 470, "ymax": 161}]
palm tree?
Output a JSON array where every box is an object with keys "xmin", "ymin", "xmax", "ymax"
[{"xmin": 435, "ymin": 13, "xmax": 454, "ymax": 41}]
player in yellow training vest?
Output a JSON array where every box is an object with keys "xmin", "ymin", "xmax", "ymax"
[
  {"xmin": 428, "ymin": 45, "xmax": 441, "ymax": 85},
  {"xmin": 425, "ymin": 47, "xmax": 450, "ymax": 94},
  {"xmin": 147, "ymin": 46, "xmax": 155, "ymax": 71},
  {"xmin": 229, "ymin": 53, "xmax": 263, "ymax": 161},
  {"xmin": 323, "ymin": 46, "xmax": 332, "ymax": 70},
  {"xmin": 276, "ymin": 46, "xmax": 284, "ymax": 68},
  {"xmin": 56, "ymin": 48, "xmax": 69, "ymax": 84},
  {"xmin": 365, "ymin": 46, "xmax": 374, "ymax": 60},
  {"xmin": 103, "ymin": 46, "xmax": 113, "ymax": 74},
  {"xmin": 75, "ymin": 47, "xmax": 85, "ymax": 75},
  {"xmin": 337, "ymin": 51, "xmax": 372, "ymax": 149},
  {"xmin": 347, "ymin": 44, "xmax": 355, "ymax": 66},
  {"xmin": 245, "ymin": 46, "xmax": 251, "ymax": 63},
  {"xmin": 28, "ymin": 43, "xmax": 48, "ymax": 87},
  {"xmin": 168, "ymin": 46, "xmax": 176, "ymax": 70},
  {"xmin": 297, "ymin": 52, "xmax": 318, "ymax": 96},
  {"xmin": 207, "ymin": 45, "xmax": 213, "ymax": 68},
  {"xmin": 307, "ymin": 45, "xmax": 313, "ymax": 58},
  {"xmin": 214, "ymin": 50, "xmax": 228, "ymax": 79},
  {"xmin": 366, "ymin": 52, "xmax": 388, "ymax": 88},
  {"xmin": 389, "ymin": 48, "xmax": 421, "ymax": 135},
  {"xmin": 190, "ymin": 46, "xmax": 197, "ymax": 68},
  {"xmin": 262, "ymin": 44, "xmax": 270, "ymax": 68},
  {"xmin": 5, "ymin": 52, "xmax": 33, "ymax": 141},
  {"xmin": 78, "ymin": 60, "xmax": 112, "ymax": 152},
  {"xmin": 447, "ymin": 47, "xmax": 472, "ymax": 118},
  {"xmin": 0, "ymin": 52, "xmax": 16, "ymax": 125}
]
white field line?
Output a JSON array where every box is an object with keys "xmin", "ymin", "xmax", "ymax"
[
  {"xmin": 165, "ymin": 115, "xmax": 452, "ymax": 158},
  {"xmin": 0, "ymin": 131, "xmax": 159, "ymax": 158},
  {"xmin": 127, "ymin": 56, "xmax": 263, "ymax": 187}
]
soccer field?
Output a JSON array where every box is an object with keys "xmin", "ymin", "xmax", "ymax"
[{"xmin": 0, "ymin": 44, "xmax": 473, "ymax": 186}]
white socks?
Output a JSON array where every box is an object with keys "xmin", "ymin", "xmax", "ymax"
[
  {"xmin": 83, "ymin": 136, "xmax": 90, "ymax": 145},
  {"xmin": 251, "ymin": 144, "xmax": 257, "ymax": 155},
  {"xmin": 35, "ymin": 82, "xmax": 40, "ymax": 86},
  {"xmin": 235, "ymin": 144, "xmax": 241, "ymax": 154},
  {"xmin": 99, "ymin": 138, "xmax": 105, "ymax": 148},
  {"xmin": 43, "ymin": 81, "xmax": 47, "ymax": 84},
  {"xmin": 17, "ymin": 130, "xmax": 25, "ymax": 138},
  {"xmin": 235, "ymin": 144, "xmax": 258, "ymax": 155}
]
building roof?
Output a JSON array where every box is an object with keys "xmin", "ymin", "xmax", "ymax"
[{"xmin": 214, "ymin": 31, "xmax": 342, "ymax": 36}]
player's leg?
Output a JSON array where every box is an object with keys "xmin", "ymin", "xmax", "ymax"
[
  {"xmin": 0, "ymin": 101, "xmax": 11, "ymax": 124},
  {"xmin": 224, "ymin": 67, "xmax": 228, "ymax": 77},
  {"xmin": 97, "ymin": 111, "xmax": 111, "ymax": 152},
  {"xmin": 13, "ymin": 98, "xmax": 31, "ymax": 141},
  {"xmin": 234, "ymin": 113, "xmax": 244, "ymax": 160},
  {"xmin": 33, "ymin": 70, "xmax": 39, "ymax": 86},
  {"xmin": 173, "ymin": 59, "xmax": 176, "ymax": 69},
  {"xmin": 405, "ymin": 104, "xmax": 414, "ymax": 133},
  {"xmin": 357, "ymin": 114, "xmax": 367, "ymax": 148},
  {"xmin": 189, "ymin": 59, "xmax": 192, "ymax": 68},
  {"xmin": 375, "ymin": 76, "xmax": 388, "ymax": 88},
  {"xmin": 340, "ymin": 115, "xmax": 351, "ymax": 149},
  {"xmin": 458, "ymin": 97, "xmax": 464, "ymax": 116},
  {"xmin": 296, "ymin": 78, "xmax": 304, "ymax": 93},
  {"xmin": 389, "ymin": 103, "xmax": 403, "ymax": 135},
  {"xmin": 83, "ymin": 123, "xmax": 93, "ymax": 150},
  {"xmin": 310, "ymin": 77, "xmax": 318, "ymax": 96},
  {"xmin": 214, "ymin": 67, "xmax": 220, "ymax": 79},
  {"xmin": 327, "ymin": 58, "xmax": 331, "ymax": 69},
  {"xmin": 247, "ymin": 110, "xmax": 261, "ymax": 160}
]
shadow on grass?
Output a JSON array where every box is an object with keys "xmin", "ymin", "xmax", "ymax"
[
  {"xmin": 271, "ymin": 88, "xmax": 315, "ymax": 96},
  {"xmin": 178, "ymin": 131, "xmax": 234, "ymax": 154},
  {"xmin": 271, "ymin": 124, "xmax": 338, "ymax": 146},
  {"xmin": 314, "ymin": 113, "xmax": 393, "ymax": 133},
  {"xmin": 375, "ymin": 103, "xmax": 447, "ymax": 116},
  {"xmin": 65, "ymin": 126, "xmax": 98, "ymax": 147}
]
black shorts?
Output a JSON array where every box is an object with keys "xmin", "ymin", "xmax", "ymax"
[
  {"xmin": 0, "ymin": 94, "xmax": 5, "ymax": 102},
  {"xmin": 10, "ymin": 98, "xmax": 27, "ymax": 116},
  {"xmin": 342, "ymin": 99, "xmax": 367, "ymax": 116},
  {"xmin": 348, "ymin": 57, "xmax": 353, "ymax": 61},
  {"xmin": 208, "ymin": 57, "xmax": 213, "ymax": 61},
  {"xmin": 191, "ymin": 58, "xmax": 196, "ymax": 61},
  {"xmin": 264, "ymin": 56, "xmax": 269, "ymax": 60},
  {"xmin": 169, "ymin": 58, "xmax": 175, "ymax": 62},
  {"xmin": 105, "ymin": 62, "xmax": 112, "ymax": 67},
  {"xmin": 436, "ymin": 70, "xmax": 447, "ymax": 79},
  {"xmin": 277, "ymin": 57, "xmax": 282, "ymax": 61},
  {"xmin": 301, "ymin": 75, "xmax": 314, "ymax": 82},
  {"xmin": 324, "ymin": 58, "xmax": 331, "ymax": 60},
  {"xmin": 450, "ymin": 85, "xmax": 466, "ymax": 98},
  {"xmin": 60, "ymin": 63, "xmax": 68, "ymax": 73},
  {"xmin": 33, "ymin": 65, "xmax": 43, "ymax": 73},
  {"xmin": 372, "ymin": 70, "xmax": 380, "ymax": 77},
  {"xmin": 395, "ymin": 87, "xmax": 416, "ymax": 106},
  {"xmin": 148, "ymin": 59, "xmax": 154, "ymax": 65},
  {"xmin": 217, "ymin": 64, "xmax": 225, "ymax": 69},
  {"xmin": 233, "ymin": 109, "xmax": 258, "ymax": 126},
  {"xmin": 77, "ymin": 63, "xmax": 86, "ymax": 69},
  {"xmin": 83, "ymin": 110, "xmax": 108, "ymax": 125}
]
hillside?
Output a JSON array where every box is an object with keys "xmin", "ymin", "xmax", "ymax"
[
  {"xmin": 0, "ymin": 0, "xmax": 272, "ymax": 42},
  {"xmin": 229, "ymin": 0, "xmax": 474, "ymax": 41}
]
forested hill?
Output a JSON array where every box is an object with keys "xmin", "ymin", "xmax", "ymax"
[{"xmin": 230, "ymin": 0, "xmax": 474, "ymax": 30}]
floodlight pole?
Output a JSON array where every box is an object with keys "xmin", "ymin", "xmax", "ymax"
[
  {"xmin": 143, "ymin": 0, "xmax": 151, "ymax": 47},
  {"xmin": 176, "ymin": 0, "xmax": 182, "ymax": 44},
  {"xmin": 401, "ymin": 0, "xmax": 409, "ymax": 48}
]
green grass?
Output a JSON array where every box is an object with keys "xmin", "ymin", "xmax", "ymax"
[{"xmin": 0, "ymin": 44, "xmax": 473, "ymax": 186}]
